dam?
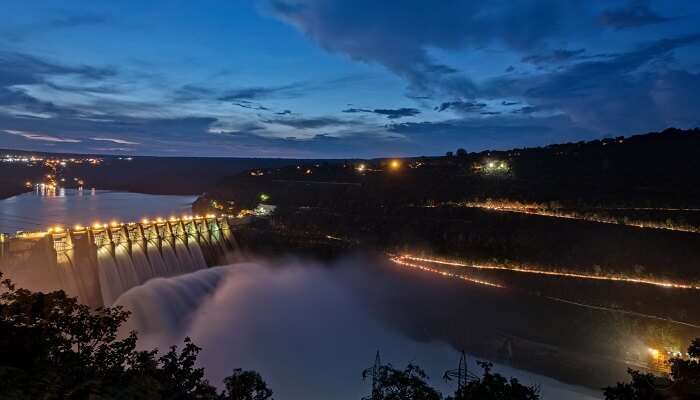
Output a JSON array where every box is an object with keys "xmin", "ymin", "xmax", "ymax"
[{"xmin": 0, "ymin": 215, "xmax": 238, "ymax": 307}]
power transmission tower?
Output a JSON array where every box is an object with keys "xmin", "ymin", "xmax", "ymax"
[
  {"xmin": 362, "ymin": 351, "xmax": 382, "ymax": 400},
  {"xmin": 443, "ymin": 350, "xmax": 470, "ymax": 392}
]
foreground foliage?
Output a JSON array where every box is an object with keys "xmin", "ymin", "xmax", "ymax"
[
  {"xmin": 363, "ymin": 359, "xmax": 539, "ymax": 400},
  {"xmin": 0, "ymin": 274, "xmax": 273, "ymax": 400},
  {"xmin": 448, "ymin": 362, "xmax": 539, "ymax": 400},
  {"xmin": 3, "ymin": 271, "xmax": 699, "ymax": 399},
  {"xmin": 363, "ymin": 363, "xmax": 442, "ymax": 400}
]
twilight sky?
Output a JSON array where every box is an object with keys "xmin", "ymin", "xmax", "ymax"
[{"xmin": 1, "ymin": 0, "xmax": 699, "ymax": 157}]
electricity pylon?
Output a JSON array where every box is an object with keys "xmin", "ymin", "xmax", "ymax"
[
  {"xmin": 443, "ymin": 350, "xmax": 469, "ymax": 391},
  {"xmin": 362, "ymin": 351, "xmax": 382, "ymax": 400}
]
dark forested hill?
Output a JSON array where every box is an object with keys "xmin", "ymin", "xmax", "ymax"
[{"xmin": 198, "ymin": 127, "xmax": 700, "ymax": 211}]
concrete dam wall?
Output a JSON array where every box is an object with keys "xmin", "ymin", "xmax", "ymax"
[{"xmin": 0, "ymin": 216, "xmax": 238, "ymax": 307}]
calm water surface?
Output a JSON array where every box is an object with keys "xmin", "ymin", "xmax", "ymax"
[{"xmin": 0, "ymin": 189, "xmax": 197, "ymax": 233}]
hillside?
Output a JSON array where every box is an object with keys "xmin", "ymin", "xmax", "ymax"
[
  {"xmin": 198, "ymin": 127, "xmax": 700, "ymax": 211},
  {"xmin": 195, "ymin": 128, "xmax": 700, "ymax": 286}
]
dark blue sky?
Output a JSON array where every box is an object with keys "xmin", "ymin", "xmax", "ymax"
[{"xmin": 1, "ymin": 1, "xmax": 699, "ymax": 157}]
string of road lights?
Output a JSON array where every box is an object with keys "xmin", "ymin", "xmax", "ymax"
[
  {"xmin": 393, "ymin": 254, "xmax": 700, "ymax": 290},
  {"xmin": 388, "ymin": 255, "xmax": 503, "ymax": 288},
  {"xmin": 388, "ymin": 255, "xmax": 700, "ymax": 330},
  {"xmin": 462, "ymin": 201, "xmax": 700, "ymax": 234},
  {"xmin": 5, "ymin": 214, "xmax": 227, "ymax": 239}
]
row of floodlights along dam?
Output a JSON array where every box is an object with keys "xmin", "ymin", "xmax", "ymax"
[{"xmin": 42, "ymin": 214, "xmax": 226, "ymax": 236}]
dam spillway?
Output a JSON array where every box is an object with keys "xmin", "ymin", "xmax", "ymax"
[{"xmin": 0, "ymin": 216, "xmax": 238, "ymax": 307}]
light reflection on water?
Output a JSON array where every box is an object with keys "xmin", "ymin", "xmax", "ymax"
[
  {"xmin": 115, "ymin": 261, "xmax": 604, "ymax": 400},
  {"xmin": 0, "ymin": 189, "xmax": 197, "ymax": 234}
]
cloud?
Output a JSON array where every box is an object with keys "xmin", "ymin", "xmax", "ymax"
[
  {"xmin": 209, "ymin": 129, "xmax": 416, "ymax": 158},
  {"xmin": 600, "ymin": 0, "xmax": 671, "ymax": 29},
  {"xmin": 0, "ymin": 111, "xmax": 218, "ymax": 154},
  {"xmin": 372, "ymin": 108, "xmax": 421, "ymax": 119},
  {"xmin": 0, "ymin": 51, "xmax": 116, "ymax": 87},
  {"xmin": 342, "ymin": 107, "xmax": 420, "ymax": 119},
  {"xmin": 522, "ymin": 48, "xmax": 586, "ymax": 65},
  {"xmin": 262, "ymin": 116, "xmax": 348, "ymax": 129},
  {"xmin": 388, "ymin": 114, "xmax": 591, "ymax": 151},
  {"xmin": 231, "ymin": 101, "xmax": 271, "ymax": 112},
  {"xmin": 483, "ymin": 34, "xmax": 700, "ymax": 133},
  {"xmin": 219, "ymin": 83, "xmax": 306, "ymax": 101},
  {"xmin": 435, "ymin": 101, "xmax": 486, "ymax": 113},
  {"xmin": 261, "ymin": 0, "xmax": 699, "ymax": 142},
  {"xmin": 0, "ymin": 87, "xmax": 76, "ymax": 117},
  {"xmin": 0, "ymin": 51, "xmax": 117, "ymax": 119},
  {"xmin": 341, "ymin": 108, "xmax": 372, "ymax": 114},
  {"xmin": 0, "ymin": 12, "xmax": 115, "ymax": 42},
  {"xmin": 511, "ymin": 106, "xmax": 539, "ymax": 114},
  {"xmin": 90, "ymin": 137, "xmax": 139, "ymax": 145},
  {"xmin": 48, "ymin": 14, "xmax": 113, "ymax": 29},
  {"xmin": 2, "ymin": 4, "xmax": 699, "ymax": 158},
  {"xmin": 173, "ymin": 84, "xmax": 216, "ymax": 102},
  {"xmin": 263, "ymin": 0, "xmax": 593, "ymax": 97},
  {"xmin": 219, "ymin": 75, "xmax": 367, "ymax": 102},
  {"xmin": 3, "ymin": 129, "xmax": 81, "ymax": 143}
]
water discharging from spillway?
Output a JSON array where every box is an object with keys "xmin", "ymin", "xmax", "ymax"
[
  {"xmin": 97, "ymin": 239, "xmax": 209, "ymax": 305},
  {"xmin": 0, "ymin": 217, "xmax": 235, "ymax": 307},
  {"xmin": 113, "ymin": 260, "xmax": 605, "ymax": 400}
]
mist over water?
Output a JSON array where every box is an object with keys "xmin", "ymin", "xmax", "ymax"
[{"xmin": 114, "ymin": 258, "xmax": 601, "ymax": 400}]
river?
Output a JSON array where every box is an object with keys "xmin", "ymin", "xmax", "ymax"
[{"xmin": 2, "ymin": 189, "xmax": 683, "ymax": 399}]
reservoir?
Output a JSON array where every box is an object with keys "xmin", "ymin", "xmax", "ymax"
[{"xmin": 0, "ymin": 188, "xmax": 198, "ymax": 234}]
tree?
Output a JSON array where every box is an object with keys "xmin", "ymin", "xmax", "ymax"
[
  {"xmin": 445, "ymin": 151, "xmax": 454, "ymax": 158},
  {"xmin": 604, "ymin": 338, "xmax": 700, "ymax": 400},
  {"xmin": 0, "ymin": 274, "xmax": 271, "ymax": 400},
  {"xmin": 447, "ymin": 361, "xmax": 539, "ymax": 400},
  {"xmin": 222, "ymin": 369, "xmax": 273, "ymax": 400},
  {"xmin": 363, "ymin": 363, "xmax": 442, "ymax": 400},
  {"xmin": 456, "ymin": 149, "xmax": 467, "ymax": 158}
]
